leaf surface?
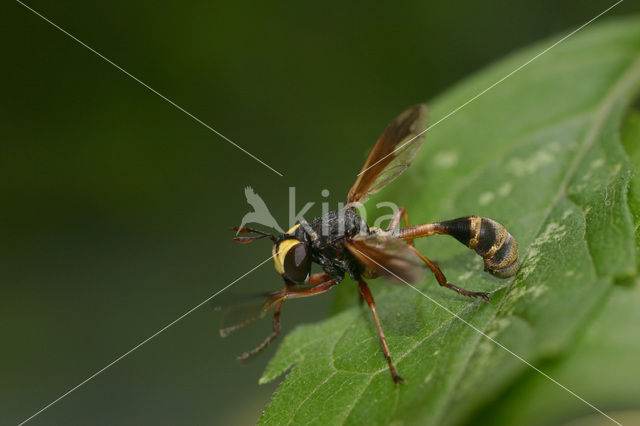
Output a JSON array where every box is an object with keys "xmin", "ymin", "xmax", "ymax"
[{"xmin": 259, "ymin": 18, "xmax": 640, "ymax": 425}]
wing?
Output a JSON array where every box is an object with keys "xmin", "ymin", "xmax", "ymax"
[
  {"xmin": 345, "ymin": 233, "xmax": 424, "ymax": 284},
  {"xmin": 216, "ymin": 292, "xmax": 281, "ymax": 338},
  {"xmin": 347, "ymin": 104, "xmax": 428, "ymax": 205}
]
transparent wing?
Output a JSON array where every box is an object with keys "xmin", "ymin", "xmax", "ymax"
[
  {"xmin": 216, "ymin": 292, "xmax": 281, "ymax": 338},
  {"xmin": 347, "ymin": 104, "xmax": 428, "ymax": 205},
  {"xmin": 346, "ymin": 233, "xmax": 424, "ymax": 284}
]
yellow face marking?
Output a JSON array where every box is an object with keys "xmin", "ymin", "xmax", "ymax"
[
  {"xmin": 272, "ymin": 239, "xmax": 301, "ymax": 275},
  {"xmin": 286, "ymin": 224, "xmax": 300, "ymax": 234},
  {"xmin": 272, "ymin": 224, "xmax": 302, "ymax": 275}
]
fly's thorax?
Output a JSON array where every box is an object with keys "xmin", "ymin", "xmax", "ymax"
[{"xmin": 310, "ymin": 208, "xmax": 369, "ymax": 247}]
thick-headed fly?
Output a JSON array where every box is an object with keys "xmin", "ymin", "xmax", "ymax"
[{"xmin": 228, "ymin": 104, "xmax": 520, "ymax": 384}]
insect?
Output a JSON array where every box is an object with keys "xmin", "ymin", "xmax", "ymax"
[{"xmin": 226, "ymin": 104, "xmax": 520, "ymax": 384}]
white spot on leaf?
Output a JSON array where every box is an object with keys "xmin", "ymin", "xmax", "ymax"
[
  {"xmin": 498, "ymin": 182, "xmax": 513, "ymax": 197},
  {"xmin": 506, "ymin": 142, "xmax": 559, "ymax": 177},
  {"xmin": 433, "ymin": 151, "xmax": 459, "ymax": 169},
  {"xmin": 479, "ymin": 192, "xmax": 495, "ymax": 205},
  {"xmin": 458, "ymin": 271, "xmax": 473, "ymax": 281},
  {"xmin": 610, "ymin": 163, "xmax": 622, "ymax": 176},
  {"xmin": 519, "ymin": 222, "xmax": 567, "ymax": 281},
  {"xmin": 503, "ymin": 283, "xmax": 550, "ymax": 315}
]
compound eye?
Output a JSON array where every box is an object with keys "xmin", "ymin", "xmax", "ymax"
[{"xmin": 283, "ymin": 243, "xmax": 309, "ymax": 283}]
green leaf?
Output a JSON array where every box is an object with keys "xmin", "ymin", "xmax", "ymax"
[
  {"xmin": 469, "ymin": 277, "xmax": 640, "ymax": 426},
  {"xmin": 469, "ymin": 97, "xmax": 640, "ymax": 426},
  {"xmin": 259, "ymin": 17, "xmax": 640, "ymax": 425},
  {"xmin": 623, "ymin": 110, "xmax": 640, "ymax": 250}
]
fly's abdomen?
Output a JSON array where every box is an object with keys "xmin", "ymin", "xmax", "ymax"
[{"xmin": 441, "ymin": 216, "xmax": 520, "ymax": 278}]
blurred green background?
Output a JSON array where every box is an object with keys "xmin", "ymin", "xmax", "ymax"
[{"xmin": 2, "ymin": 1, "xmax": 639, "ymax": 425}]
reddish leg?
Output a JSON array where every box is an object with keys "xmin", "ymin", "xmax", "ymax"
[
  {"xmin": 232, "ymin": 226, "xmax": 275, "ymax": 243},
  {"xmin": 387, "ymin": 209, "xmax": 489, "ymax": 302},
  {"xmin": 237, "ymin": 299, "xmax": 283, "ymax": 360},
  {"xmin": 386, "ymin": 207, "xmax": 405, "ymax": 232},
  {"xmin": 407, "ymin": 245, "xmax": 489, "ymax": 302},
  {"xmin": 285, "ymin": 279, "xmax": 339, "ymax": 300},
  {"xmin": 386, "ymin": 207, "xmax": 414, "ymax": 246},
  {"xmin": 237, "ymin": 278, "xmax": 339, "ymax": 359},
  {"xmin": 307, "ymin": 273, "xmax": 333, "ymax": 285},
  {"xmin": 358, "ymin": 279, "xmax": 405, "ymax": 385}
]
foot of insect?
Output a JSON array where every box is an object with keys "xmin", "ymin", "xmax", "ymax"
[
  {"xmin": 392, "ymin": 374, "xmax": 406, "ymax": 385},
  {"xmin": 443, "ymin": 282, "xmax": 490, "ymax": 302}
]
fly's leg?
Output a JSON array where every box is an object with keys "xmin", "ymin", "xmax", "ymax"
[
  {"xmin": 306, "ymin": 273, "xmax": 333, "ymax": 285},
  {"xmin": 407, "ymin": 245, "xmax": 490, "ymax": 302},
  {"xmin": 358, "ymin": 278, "xmax": 405, "ymax": 385},
  {"xmin": 386, "ymin": 207, "xmax": 405, "ymax": 232},
  {"xmin": 386, "ymin": 207, "xmax": 414, "ymax": 246},
  {"xmin": 387, "ymin": 209, "xmax": 490, "ymax": 301},
  {"xmin": 284, "ymin": 278, "xmax": 339, "ymax": 300},
  {"xmin": 237, "ymin": 299, "xmax": 283, "ymax": 360},
  {"xmin": 237, "ymin": 278, "xmax": 339, "ymax": 360},
  {"xmin": 393, "ymin": 216, "xmax": 520, "ymax": 279}
]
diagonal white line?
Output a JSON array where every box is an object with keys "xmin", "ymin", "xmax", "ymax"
[
  {"xmin": 15, "ymin": 0, "xmax": 283, "ymax": 177},
  {"xmin": 13, "ymin": 2, "xmax": 625, "ymax": 425},
  {"xmin": 352, "ymin": 247, "xmax": 622, "ymax": 426},
  {"xmin": 356, "ymin": 0, "xmax": 623, "ymax": 178},
  {"xmin": 17, "ymin": 255, "xmax": 274, "ymax": 426}
]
